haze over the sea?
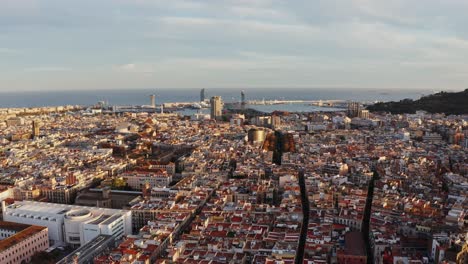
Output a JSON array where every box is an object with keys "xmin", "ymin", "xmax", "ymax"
[{"xmin": 0, "ymin": 88, "xmax": 439, "ymax": 108}]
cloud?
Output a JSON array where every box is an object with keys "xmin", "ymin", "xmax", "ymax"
[
  {"xmin": 1, "ymin": 0, "xmax": 468, "ymax": 90},
  {"xmin": 114, "ymin": 63, "xmax": 155, "ymax": 73},
  {"xmin": 157, "ymin": 15, "xmax": 321, "ymax": 39},
  {"xmin": 0, "ymin": 0, "xmax": 39, "ymax": 13},
  {"xmin": 116, "ymin": 51, "xmax": 366, "ymax": 73},
  {"xmin": 116, "ymin": 0, "xmax": 205, "ymax": 9},
  {"xmin": 155, "ymin": 13, "xmax": 468, "ymax": 63},
  {"xmin": 24, "ymin": 66, "xmax": 72, "ymax": 72},
  {"xmin": 0, "ymin": 48, "xmax": 19, "ymax": 54},
  {"xmin": 119, "ymin": 63, "xmax": 136, "ymax": 71},
  {"xmin": 229, "ymin": 6, "xmax": 288, "ymax": 19}
]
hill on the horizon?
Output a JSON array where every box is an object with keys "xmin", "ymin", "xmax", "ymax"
[{"xmin": 367, "ymin": 89, "xmax": 468, "ymax": 115}]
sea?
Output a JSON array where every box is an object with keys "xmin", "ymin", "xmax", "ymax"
[{"xmin": 0, "ymin": 88, "xmax": 436, "ymax": 113}]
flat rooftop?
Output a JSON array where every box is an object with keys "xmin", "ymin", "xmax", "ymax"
[
  {"xmin": 5, "ymin": 201, "xmax": 129, "ymax": 216},
  {"xmin": 7, "ymin": 202, "xmax": 76, "ymax": 215},
  {"xmin": 101, "ymin": 214, "xmax": 122, "ymax": 225},
  {"xmin": 88, "ymin": 215, "xmax": 111, "ymax": 225}
]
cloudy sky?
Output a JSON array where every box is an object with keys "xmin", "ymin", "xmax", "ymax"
[{"xmin": 1, "ymin": 0, "xmax": 468, "ymax": 91}]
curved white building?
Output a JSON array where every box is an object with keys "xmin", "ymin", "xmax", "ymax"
[
  {"xmin": 2, "ymin": 201, "xmax": 131, "ymax": 247},
  {"xmin": 64, "ymin": 209, "xmax": 94, "ymax": 246}
]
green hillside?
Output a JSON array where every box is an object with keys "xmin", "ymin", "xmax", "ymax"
[{"xmin": 367, "ymin": 89, "xmax": 468, "ymax": 115}]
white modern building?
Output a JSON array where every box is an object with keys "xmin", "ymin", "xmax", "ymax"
[{"xmin": 2, "ymin": 201, "xmax": 132, "ymax": 247}]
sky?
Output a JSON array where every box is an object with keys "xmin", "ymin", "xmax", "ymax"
[{"xmin": 0, "ymin": 0, "xmax": 468, "ymax": 91}]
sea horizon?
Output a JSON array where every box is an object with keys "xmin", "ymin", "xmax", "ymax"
[{"xmin": 0, "ymin": 87, "xmax": 457, "ymax": 108}]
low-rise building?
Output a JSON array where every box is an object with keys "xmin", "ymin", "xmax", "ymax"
[
  {"xmin": 337, "ymin": 231, "xmax": 367, "ymax": 264},
  {"xmin": 121, "ymin": 170, "xmax": 172, "ymax": 190},
  {"xmin": 0, "ymin": 221, "xmax": 49, "ymax": 264}
]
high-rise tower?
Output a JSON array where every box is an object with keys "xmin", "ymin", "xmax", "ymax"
[
  {"xmin": 241, "ymin": 90, "xmax": 246, "ymax": 110},
  {"xmin": 150, "ymin": 95, "xmax": 156, "ymax": 108},
  {"xmin": 200, "ymin": 89, "xmax": 205, "ymax": 102},
  {"xmin": 32, "ymin": 121, "xmax": 40, "ymax": 139},
  {"xmin": 210, "ymin": 96, "xmax": 223, "ymax": 120},
  {"xmin": 347, "ymin": 102, "xmax": 361, "ymax": 118}
]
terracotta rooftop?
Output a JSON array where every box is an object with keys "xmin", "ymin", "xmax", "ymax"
[
  {"xmin": 0, "ymin": 220, "xmax": 31, "ymax": 232},
  {"xmin": 0, "ymin": 221, "xmax": 47, "ymax": 252}
]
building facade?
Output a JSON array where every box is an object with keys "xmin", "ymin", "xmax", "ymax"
[
  {"xmin": 41, "ymin": 185, "xmax": 79, "ymax": 204},
  {"xmin": 2, "ymin": 201, "xmax": 131, "ymax": 247},
  {"xmin": 122, "ymin": 171, "xmax": 173, "ymax": 190},
  {"xmin": 359, "ymin": 109, "xmax": 370, "ymax": 119},
  {"xmin": 347, "ymin": 102, "xmax": 361, "ymax": 118},
  {"xmin": 32, "ymin": 120, "xmax": 41, "ymax": 139},
  {"xmin": 210, "ymin": 96, "xmax": 223, "ymax": 120},
  {"xmin": 0, "ymin": 221, "xmax": 49, "ymax": 264}
]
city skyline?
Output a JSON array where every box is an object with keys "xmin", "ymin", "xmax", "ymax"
[
  {"xmin": 1, "ymin": 0, "xmax": 468, "ymax": 91},
  {"xmin": 0, "ymin": 1, "xmax": 466, "ymax": 261}
]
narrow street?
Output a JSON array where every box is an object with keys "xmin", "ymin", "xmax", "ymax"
[
  {"xmin": 295, "ymin": 169, "xmax": 310, "ymax": 264},
  {"xmin": 362, "ymin": 170, "xmax": 378, "ymax": 264}
]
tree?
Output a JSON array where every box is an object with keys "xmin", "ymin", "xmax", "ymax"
[
  {"xmin": 90, "ymin": 177, "xmax": 103, "ymax": 188},
  {"xmin": 373, "ymin": 170, "xmax": 380, "ymax": 180},
  {"xmin": 30, "ymin": 251, "xmax": 57, "ymax": 264},
  {"xmin": 442, "ymin": 181, "xmax": 449, "ymax": 192},
  {"xmin": 112, "ymin": 177, "xmax": 129, "ymax": 190}
]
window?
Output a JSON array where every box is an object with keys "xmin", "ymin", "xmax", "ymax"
[{"xmin": 69, "ymin": 236, "xmax": 80, "ymax": 242}]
